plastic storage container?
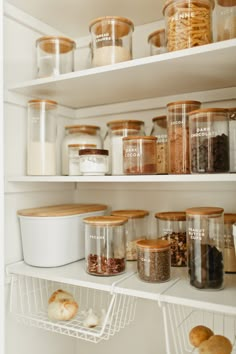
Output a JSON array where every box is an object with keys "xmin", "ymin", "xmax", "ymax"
[
  {"xmin": 89, "ymin": 16, "xmax": 134, "ymax": 67},
  {"xmin": 36, "ymin": 36, "xmax": 76, "ymax": 78},
  {"xmin": 148, "ymin": 29, "xmax": 166, "ymax": 55},
  {"xmin": 150, "ymin": 115, "xmax": 168, "ymax": 174},
  {"xmin": 79, "ymin": 148, "xmax": 109, "ymax": 176},
  {"xmin": 27, "ymin": 99, "xmax": 57, "ymax": 176},
  {"xmin": 68, "ymin": 143, "xmax": 96, "ymax": 176},
  {"xmin": 189, "ymin": 108, "xmax": 229, "ymax": 173},
  {"xmin": 216, "ymin": 0, "xmax": 236, "ymax": 41},
  {"xmin": 111, "ymin": 209, "xmax": 149, "ymax": 260},
  {"xmin": 224, "ymin": 213, "xmax": 236, "ymax": 273},
  {"xmin": 83, "ymin": 215, "xmax": 128, "ymax": 276},
  {"xmin": 17, "ymin": 204, "xmax": 108, "ymax": 267},
  {"xmin": 229, "ymin": 107, "xmax": 236, "ymax": 172},
  {"xmin": 186, "ymin": 206, "xmax": 224, "ymax": 290}
]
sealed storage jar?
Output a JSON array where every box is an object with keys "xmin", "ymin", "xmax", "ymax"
[
  {"xmin": 27, "ymin": 99, "xmax": 57, "ymax": 176},
  {"xmin": 36, "ymin": 36, "xmax": 76, "ymax": 78},
  {"xmin": 189, "ymin": 108, "xmax": 229, "ymax": 173},
  {"xmin": 148, "ymin": 29, "xmax": 166, "ymax": 55},
  {"xmin": 229, "ymin": 107, "xmax": 236, "ymax": 172},
  {"xmin": 84, "ymin": 215, "xmax": 128, "ymax": 276},
  {"xmin": 186, "ymin": 207, "xmax": 224, "ymax": 290},
  {"xmin": 136, "ymin": 240, "xmax": 171, "ymax": 282},
  {"xmin": 155, "ymin": 211, "xmax": 187, "ymax": 267},
  {"xmin": 216, "ymin": 0, "xmax": 236, "ymax": 41},
  {"xmin": 79, "ymin": 148, "xmax": 109, "ymax": 175},
  {"xmin": 89, "ymin": 16, "xmax": 134, "ymax": 67},
  {"xmin": 150, "ymin": 116, "xmax": 168, "ymax": 174},
  {"xmin": 224, "ymin": 213, "xmax": 236, "ymax": 273},
  {"xmin": 111, "ymin": 210, "xmax": 150, "ymax": 260},
  {"xmin": 163, "ymin": 0, "xmax": 214, "ymax": 52},
  {"xmin": 68, "ymin": 144, "xmax": 96, "ymax": 175}
]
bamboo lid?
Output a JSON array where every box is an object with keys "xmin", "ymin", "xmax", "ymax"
[
  {"xmin": 185, "ymin": 207, "xmax": 224, "ymax": 215},
  {"xmin": 89, "ymin": 16, "xmax": 134, "ymax": 36},
  {"xmin": 111, "ymin": 209, "xmax": 149, "ymax": 219},
  {"xmin": 123, "ymin": 135, "xmax": 157, "ymax": 141},
  {"xmin": 28, "ymin": 99, "xmax": 57, "ymax": 110},
  {"xmin": 79, "ymin": 148, "xmax": 108, "ymax": 156},
  {"xmin": 107, "ymin": 120, "xmax": 144, "ymax": 130},
  {"xmin": 224, "ymin": 213, "xmax": 236, "ymax": 224},
  {"xmin": 83, "ymin": 215, "xmax": 128, "ymax": 226},
  {"xmin": 148, "ymin": 29, "xmax": 165, "ymax": 46},
  {"xmin": 189, "ymin": 108, "xmax": 228, "ymax": 116},
  {"xmin": 136, "ymin": 239, "xmax": 170, "ymax": 250},
  {"xmin": 155, "ymin": 211, "xmax": 186, "ymax": 221},
  {"xmin": 68, "ymin": 144, "xmax": 96, "ymax": 148},
  {"xmin": 36, "ymin": 36, "xmax": 76, "ymax": 54},
  {"xmin": 217, "ymin": 0, "xmax": 236, "ymax": 6}
]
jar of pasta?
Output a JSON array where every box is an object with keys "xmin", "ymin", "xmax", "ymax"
[
  {"xmin": 150, "ymin": 116, "xmax": 168, "ymax": 174},
  {"xmin": 163, "ymin": 0, "xmax": 214, "ymax": 52},
  {"xmin": 216, "ymin": 0, "xmax": 236, "ymax": 41}
]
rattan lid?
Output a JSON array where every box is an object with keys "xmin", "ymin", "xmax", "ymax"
[
  {"xmin": 136, "ymin": 239, "xmax": 170, "ymax": 250},
  {"xmin": 89, "ymin": 16, "xmax": 134, "ymax": 36},
  {"xmin": 83, "ymin": 215, "xmax": 128, "ymax": 226},
  {"xmin": 111, "ymin": 209, "xmax": 149, "ymax": 219},
  {"xmin": 36, "ymin": 36, "xmax": 76, "ymax": 54},
  {"xmin": 155, "ymin": 211, "xmax": 186, "ymax": 221},
  {"xmin": 185, "ymin": 207, "xmax": 224, "ymax": 215}
]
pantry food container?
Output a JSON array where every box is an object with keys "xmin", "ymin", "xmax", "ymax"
[
  {"xmin": 89, "ymin": 16, "xmax": 134, "ymax": 67},
  {"xmin": 36, "ymin": 36, "xmax": 76, "ymax": 78},
  {"xmin": 216, "ymin": 0, "xmax": 236, "ymax": 41},
  {"xmin": 79, "ymin": 148, "xmax": 109, "ymax": 175},
  {"xmin": 224, "ymin": 213, "xmax": 236, "ymax": 273},
  {"xmin": 229, "ymin": 107, "xmax": 236, "ymax": 172},
  {"xmin": 148, "ymin": 29, "xmax": 166, "ymax": 55},
  {"xmin": 150, "ymin": 116, "xmax": 168, "ymax": 174},
  {"xmin": 68, "ymin": 143, "xmax": 96, "ymax": 176},
  {"xmin": 17, "ymin": 204, "xmax": 108, "ymax": 267}
]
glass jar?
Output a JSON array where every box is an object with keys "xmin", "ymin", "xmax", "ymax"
[
  {"xmin": 167, "ymin": 100, "xmax": 201, "ymax": 174},
  {"xmin": 148, "ymin": 29, "xmax": 166, "ymax": 55},
  {"xmin": 163, "ymin": 0, "xmax": 214, "ymax": 52},
  {"xmin": 155, "ymin": 211, "xmax": 187, "ymax": 267},
  {"xmin": 36, "ymin": 36, "xmax": 76, "ymax": 78},
  {"xmin": 68, "ymin": 143, "xmax": 96, "ymax": 176},
  {"xmin": 186, "ymin": 207, "xmax": 224, "ymax": 290},
  {"xmin": 150, "ymin": 115, "xmax": 168, "ymax": 174},
  {"xmin": 79, "ymin": 148, "xmax": 109, "ymax": 176},
  {"xmin": 189, "ymin": 108, "xmax": 229, "ymax": 173},
  {"xmin": 89, "ymin": 16, "xmax": 134, "ymax": 67},
  {"xmin": 111, "ymin": 210, "xmax": 150, "ymax": 260},
  {"xmin": 216, "ymin": 0, "xmax": 236, "ymax": 41},
  {"xmin": 136, "ymin": 240, "xmax": 171, "ymax": 283},
  {"xmin": 83, "ymin": 215, "xmax": 128, "ymax": 276},
  {"xmin": 224, "ymin": 213, "xmax": 236, "ymax": 273},
  {"xmin": 229, "ymin": 107, "xmax": 236, "ymax": 172},
  {"xmin": 27, "ymin": 99, "xmax": 57, "ymax": 176}
]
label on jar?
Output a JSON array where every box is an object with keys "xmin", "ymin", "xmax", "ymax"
[
  {"xmin": 89, "ymin": 234, "xmax": 105, "ymax": 240},
  {"xmin": 124, "ymin": 146, "xmax": 141, "ymax": 158},
  {"xmin": 191, "ymin": 127, "xmax": 219, "ymax": 138},
  {"xmin": 188, "ymin": 227, "xmax": 205, "ymax": 241},
  {"xmin": 156, "ymin": 134, "xmax": 168, "ymax": 144}
]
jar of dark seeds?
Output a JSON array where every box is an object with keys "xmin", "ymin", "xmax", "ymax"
[{"xmin": 136, "ymin": 240, "xmax": 171, "ymax": 283}]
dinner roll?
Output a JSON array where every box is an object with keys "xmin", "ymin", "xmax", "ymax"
[
  {"xmin": 199, "ymin": 335, "xmax": 233, "ymax": 354},
  {"xmin": 189, "ymin": 325, "xmax": 214, "ymax": 347}
]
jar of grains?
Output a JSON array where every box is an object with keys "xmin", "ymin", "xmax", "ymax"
[
  {"xmin": 155, "ymin": 211, "xmax": 187, "ymax": 267},
  {"xmin": 136, "ymin": 240, "xmax": 171, "ymax": 283},
  {"xmin": 83, "ymin": 216, "xmax": 128, "ymax": 276},
  {"xmin": 224, "ymin": 213, "xmax": 236, "ymax": 273},
  {"xmin": 147, "ymin": 29, "xmax": 166, "ymax": 55},
  {"xmin": 150, "ymin": 115, "xmax": 168, "ymax": 174},
  {"xmin": 162, "ymin": 0, "xmax": 214, "ymax": 52},
  {"xmin": 189, "ymin": 108, "xmax": 229, "ymax": 173},
  {"xmin": 111, "ymin": 209, "xmax": 150, "ymax": 260},
  {"xmin": 167, "ymin": 100, "xmax": 201, "ymax": 174},
  {"xmin": 216, "ymin": 0, "xmax": 236, "ymax": 41},
  {"xmin": 79, "ymin": 148, "xmax": 109, "ymax": 175},
  {"xmin": 228, "ymin": 107, "xmax": 236, "ymax": 172}
]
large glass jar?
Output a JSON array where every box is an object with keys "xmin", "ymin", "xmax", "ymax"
[
  {"xmin": 186, "ymin": 207, "xmax": 224, "ymax": 290},
  {"xmin": 150, "ymin": 115, "xmax": 168, "ymax": 174},
  {"xmin": 216, "ymin": 0, "xmax": 236, "ymax": 41},
  {"xmin": 229, "ymin": 107, "xmax": 236, "ymax": 172},
  {"xmin": 224, "ymin": 213, "xmax": 236, "ymax": 273}
]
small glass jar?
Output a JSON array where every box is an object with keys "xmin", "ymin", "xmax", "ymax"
[
  {"xmin": 163, "ymin": 0, "xmax": 214, "ymax": 52},
  {"xmin": 216, "ymin": 0, "xmax": 236, "ymax": 41},
  {"xmin": 186, "ymin": 207, "xmax": 224, "ymax": 290},
  {"xmin": 155, "ymin": 211, "xmax": 187, "ymax": 267},
  {"xmin": 89, "ymin": 16, "xmax": 134, "ymax": 67},
  {"xmin": 189, "ymin": 108, "xmax": 229, "ymax": 173},
  {"xmin": 83, "ymin": 215, "xmax": 128, "ymax": 276},
  {"xmin": 27, "ymin": 99, "xmax": 57, "ymax": 176},
  {"xmin": 167, "ymin": 100, "xmax": 201, "ymax": 174},
  {"xmin": 111, "ymin": 210, "xmax": 150, "ymax": 260},
  {"xmin": 150, "ymin": 116, "xmax": 168, "ymax": 174},
  {"xmin": 68, "ymin": 143, "xmax": 96, "ymax": 176},
  {"xmin": 148, "ymin": 29, "xmax": 166, "ymax": 55},
  {"xmin": 36, "ymin": 36, "xmax": 76, "ymax": 78},
  {"xmin": 228, "ymin": 107, "xmax": 236, "ymax": 172},
  {"xmin": 79, "ymin": 148, "xmax": 109, "ymax": 175},
  {"xmin": 224, "ymin": 213, "xmax": 236, "ymax": 273},
  {"xmin": 136, "ymin": 240, "xmax": 171, "ymax": 283}
]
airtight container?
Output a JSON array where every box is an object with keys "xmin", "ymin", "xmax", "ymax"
[
  {"xmin": 224, "ymin": 213, "xmax": 236, "ymax": 273},
  {"xmin": 18, "ymin": 204, "xmax": 108, "ymax": 267},
  {"xmin": 150, "ymin": 116, "xmax": 168, "ymax": 174},
  {"xmin": 79, "ymin": 148, "xmax": 109, "ymax": 175},
  {"xmin": 229, "ymin": 107, "xmax": 236, "ymax": 172},
  {"xmin": 148, "ymin": 29, "xmax": 166, "ymax": 55},
  {"xmin": 216, "ymin": 0, "xmax": 236, "ymax": 41}
]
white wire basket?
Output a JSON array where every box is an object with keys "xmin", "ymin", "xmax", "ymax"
[{"xmin": 9, "ymin": 274, "xmax": 137, "ymax": 343}]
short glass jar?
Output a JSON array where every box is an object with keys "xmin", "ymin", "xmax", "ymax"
[
  {"xmin": 111, "ymin": 209, "xmax": 150, "ymax": 260},
  {"xmin": 123, "ymin": 136, "xmax": 157, "ymax": 175},
  {"xmin": 229, "ymin": 107, "xmax": 236, "ymax": 172},
  {"xmin": 136, "ymin": 240, "xmax": 171, "ymax": 283},
  {"xmin": 68, "ymin": 143, "xmax": 96, "ymax": 176},
  {"xmin": 186, "ymin": 206, "xmax": 224, "ymax": 290},
  {"xmin": 224, "ymin": 213, "xmax": 236, "ymax": 273},
  {"xmin": 36, "ymin": 36, "xmax": 76, "ymax": 78},
  {"xmin": 216, "ymin": 0, "xmax": 236, "ymax": 41},
  {"xmin": 148, "ymin": 29, "xmax": 166, "ymax": 55},
  {"xmin": 83, "ymin": 215, "xmax": 128, "ymax": 276},
  {"xmin": 79, "ymin": 148, "xmax": 109, "ymax": 176},
  {"xmin": 189, "ymin": 108, "xmax": 229, "ymax": 173},
  {"xmin": 89, "ymin": 16, "xmax": 134, "ymax": 67},
  {"xmin": 150, "ymin": 115, "xmax": 168, "ymax": 174},
  {"xmin": 163, "ymin": 0, "xmax": 214, "ymax": 52}
]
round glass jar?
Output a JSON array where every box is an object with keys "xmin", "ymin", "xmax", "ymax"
[
  {"xmin": 111, "ymin": 209, "xmax": 150, "ymax": 260},
  {"xmin": 27, "ymin": 99, "xmax": 57, "ymax": 176},
  {"xmin": 186, "ymin": 206, "xmax": 224, "ymax": 290},
  {"xmin": 148, "ymin": 29, "xmax": 166, "ymax": 55},
  {"xmin": 162, "ymin": 0, "xmax": 214, "ymax": 52},
  {"xmin": 83, "ymin": 215, "xmax": 128, "ymax": 276},
  {"xmin": 123, "ymin": 136, "xmax": 157, "ymax": 175},
  {"xmin": 89, "ymin": 16, "xmax": 134, "ymax": 67},
  {"xmin": 189, "ymin": 108, "xmax": 229, "ymax": 173},
  {"xmin": 224, "ymin": 213, "xmax": 236, "ymax": 273},
  {"xmin": 150, "ymin": 115, "xmax": 168, "ymax": 174},
  {"xmin": 79, "ymin": 148, "xmax": 109, "ymax": 176},
  {"xmin": 228, "ymin": 107, "xmax": 236, "ymax": 172},
  {"xmin": 216, "ymin": 0, "xmax": 236, "ymax": 41},
  {"xmin": 167, "ymin": 100, "xmax": 201, "ymax": 174},
  {"xmin": 136, "ymin": 240, "xmax": 171, "ymax": 283},
  {"xmin": 68, "ymin": 143, "xmax": 96, "ymax": 176},
  {"xmin": 155, "ymin": 211, "xmax": 187, "ymax": 267},
  {"xmin": 36, "ymin": 36, "xmax": 76, "ymax": 78}
]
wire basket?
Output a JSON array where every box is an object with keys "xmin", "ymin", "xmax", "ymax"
[{"xmin": 9, "ymin": 274, "xmax": 137, "ymax": 343}]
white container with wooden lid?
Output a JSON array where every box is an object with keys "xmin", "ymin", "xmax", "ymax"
[{"xmin": 18, "ymin": 204, "xmax": 108, "ymax": 267}]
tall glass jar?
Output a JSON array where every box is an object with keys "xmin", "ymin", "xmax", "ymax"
[
  {"xmin": 224, "ymin": 213, "xmax": 236, "ymax": 273},
  {"xmin": 216, "ymin": 0, "xmax": 236, "ymax": 41},
  {"xmin": 167, "ymin": 100, "xmax": 201, "ymax": 174},
  {"xmin": 186, "ymin": 207, "xmax": 224, "ymax": 290},
  {"xmin": 189, "ymin": 108, "xmax": 229, "ymax": 173},
  {"xmin": 27, "ymin": 99, "xmax": 57, "ymax": 176},
  {"xmin": 229, "ymin": 107, "xmax": 236, "ymax": 172},
  {"xmin": 150, "ymin": 115, "xmax": 168, "ymax": 174}
]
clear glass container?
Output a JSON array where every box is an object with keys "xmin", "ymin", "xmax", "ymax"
[
  {"xmin": 167, "ymin": 100, "xmax": 201, "ymax": 174},
  {"xmin": 189, "ymin": 108, "xmax": 229, "ymax": 173},
  {"xmin": 27, "ymin": 99, "xmax": 57, "ymax": 176},
  {"xmin": 229, "ymin": 107, "xmax": 236, "ymax": 172},
  {"xmin": 79, "ymin": 148, "xmax": 109, "ymax": 176},
  {"xmin": 163, "ymin": 0, "xmax": 214, "ymax": 52},
  {"xmin": 111, "ymin": 210, "xmax": 150, "ymax": 260},
  {"xmin": 216, "ymin": 0, "xmax": 236, "ymax": 41},
  {"xmin": 89, "ymin": 16, "xmax": 134, "ymax": 67},
  {"xmin": 68, "ymin": 143, "xmax": 96, "ymax": 176},
  {"xmin": 36, "ymin": 36, "xmax": 75, "ymax": 78},
  {"xmin": 186, "ymin": 206, "xmax": 224, "ymax": 290},
  {"xmin": 136, "ymin": 240, "xmax": 171, "ymax": 282},
  {"xmin": 148, "ymin": 29, "xmax": 166, "ymax": 55},
  {"xmin": 150, "ymin": 115, "xmax": 168, "ymax": 174},
  {"xmin": 224, "ymin": 213, "xmax": 236, "ymax": 273},
  {"xmin": 83, "ymin": 215, "xmax": 128, "ymax": 276},
  {"xmin": 155, "ymin": 211, "xmax": 187, "ymax": 267}
]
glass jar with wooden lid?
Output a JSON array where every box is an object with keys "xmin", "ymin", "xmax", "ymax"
[
  {"xmin": 228, "ymin": 107, "xmax": 236, "ymax": 172},
  {"xmin": 150, "ymin": 115, "xmax": 168, "ymax": 174},
  {"xmin": 224, "ymin": 213, "xmax": 236, "ymax": 273},
  {"xmin": 148, "ymin": 29, "xmax": 166, "ymax": 55},
  {"xmin": 216, "ymin": 0, "xmax": 236, "ymax": 41}
]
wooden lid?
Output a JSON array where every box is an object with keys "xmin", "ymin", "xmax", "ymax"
[
  {"xmin": 148, "ymin": 29, "xmax": 165, "ymax": 46},
  {"xmin": 217, "ymin": 0, "xmax": 236, "ymax": 6},
  {"xmin": 163, "ymin": 0, "xmax": 214, "ymax": 14},
  {"xmin": 111, "ymin": 209, "xmax": 149, "ymax": 219},
  {"xmin": 224, "ymin": 213, "xmax": 236, "ymax": 224},
  {"xmin": 123, "ymin": 135, "xmax": 157, "ymax": 141},
  {"xmin": 189, "ymin": 108, "xmax": 228, "ymax": 116},
  {"xmin": 68, "ymin": 144, "xmax": 96, "ymax": 148},
  {"xmin": 136, "ymin": 239, "xmax": 170, "ymax": 250},
  {"xmin": 155, "ymin": 211, "xmax": 186, "ymax": 221},
  {"xmin": 167, "ymin": 100, "xmax": 201, "ymax": 107},
  {"xmin": 28, "ymin": 99, "xmax": 57, "ymax": 110},
  {"xmin": 79, "ymin": 148, "xmax": 108, "ymax": 156},
  {"xmin": 36, "ymin": 36, "xmax": 76, "ymax": 54},
  {"xmin": 83, "ymin": 215, "xmax": 128, "ymax": 226},
  {"xmin": 152, "ymin": 116, "xmax": 167, "ymax": 129},
  {"xmin": 89, "ymin": 16, "xmax": 134, "ymax": 36},
  {"xmin": 185, "ymin": 207, "xmax": 224, "ymax": 215},
  {"xmin": 107, "ymin": 120, "xmax": 144, "ymax": 130}
]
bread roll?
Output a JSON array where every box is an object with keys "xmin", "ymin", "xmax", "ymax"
[
  {"xmin": 189, "ymin": 325, "xmax": 214, "ymax": 347},
  {"xmin": 48, "ymin": 289, "xmax": 78, "ymax": 321},
  {"xmin": 199, "ymin": 335, "xmax": 233, "ymax": 354}
]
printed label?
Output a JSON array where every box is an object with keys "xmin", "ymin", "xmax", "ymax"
[
  {"xmin": 89, "ymin": 235, "xmax": 105, "ymax": 240},
  {"xmin": 191, "ymin": 127, "xmax": 218, "ymax": 138},
  {"xmin": 124, "ymin": 146, "xmax": 141, "ymax": 158},
  {"xmin": 188, "ymin": 227, "xmax": 205, "ymax": 241}
]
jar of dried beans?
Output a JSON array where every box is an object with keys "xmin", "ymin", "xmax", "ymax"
[
  {"xmin": 83, "ymin": 215, "xmax": 128, "ymax": 276},
  {"xmin": 150, "ymin": 115, "xmax": 168, "ymax": 174},
  {"xmin": 216, "ymin": 0, "xmax": 236, "ymax": 41}
]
